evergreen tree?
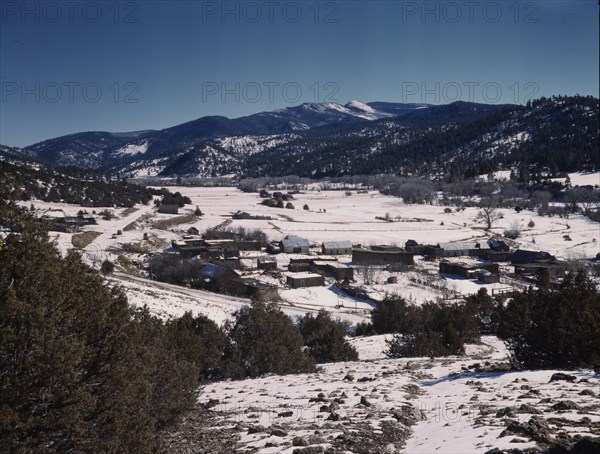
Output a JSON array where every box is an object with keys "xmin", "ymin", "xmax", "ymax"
[
  {"xmin": 0, "ymin": 181, "xmax": 197, "ymax": 452},
  {"xmin": 222, "ymin": 302, "xmax": 315, "ymax": 378},
  {"xmin": 498, "ymin": 270, "xmax": 600, "ymax": 370},
  {"xmin": 298, "ymin": 310, "xmax": 358, "ymax": 363},
  {"xmin": 165, "ymin": 312, "xmax": 226, "ymax": 381}
]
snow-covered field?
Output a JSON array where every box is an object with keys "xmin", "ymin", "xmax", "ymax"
[
  {"xmin": 554, "ymin": 171, "xmax": 600, "ymax": 188},
  {"xmin": 197, "ymin": 335, "xmax": 599, "ymax": 453},
  {"xmin": 156, "ymin": 186, "xmax": 598, "ymax": 260}
]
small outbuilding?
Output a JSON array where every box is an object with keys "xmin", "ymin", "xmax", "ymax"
[
  {"xmin": 286, "ymin": 272, "xmax": 325, "ymax": 289},
  {"xmin": 436, "ymin": 242, "xmax": 477, "ymax": 257},
  {"xmin": 233, "ymin": 211, "xmax": 272, "ymax": 220},
  {"xmin": 281, "ymin": 235, "xmax": 310, "ymax": 254},
  {"xmin": 241, "ymin": 279, "xmax": 279, "ymax": 302},
  {"xmin": 158, "ymin": 204, "xmax": 179, "ymax": 214},
  {"xmin": 514, "ymin": 262, "xmax": 566, "ymax": 281},
  {"xmin": 322, "ymin": 241, "xmax": 353, "ymax": 255},
  {"xmin": 512, "ymin": 249, "xmax": 555, "ymax": 264},
  {"xmin": 257, "ymin": 255, "xmax": 278, "ymax": 271},
  {"xmin": 439, "ymin": 261, "xmax": 499, "ymax": 279},
  {"xmin": 352, "ymin": 247, "xmax": 414, "ymax": 266}
]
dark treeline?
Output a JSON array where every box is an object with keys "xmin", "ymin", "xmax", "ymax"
[
  {"xmin": 355, "ymin": 273, "xmax": 599, "ymax": 371},
  {"xmin": 1, "ymin": 158, "xmax": 158, "ymax": 207}
]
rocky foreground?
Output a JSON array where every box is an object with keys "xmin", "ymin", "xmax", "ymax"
[{"xmin": 161, "ymin": 336, "xmax": 599, "ymax": 454}]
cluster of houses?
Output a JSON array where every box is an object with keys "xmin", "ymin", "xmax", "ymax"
[
  {"xmin": 41, "ymin": 212, "xmax": 97, "ymax": 233},
  {"xmin": 424, "ymin": 239, "xmax": 567, "ymax": 284},
  {"xmin": 163, "ymin": 228, "xmax": 569, "ymax": 301},
  {"xmin": 172, "ymin": 231, "xmax": 262, "ymax": 266},
  {"xmin": 189, "ymin": 262, "xmax": 280, "ymax": 302}
]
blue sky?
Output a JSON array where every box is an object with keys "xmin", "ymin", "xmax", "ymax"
[{"xmin": 1, "ymin": 0, "xmax": 598, "ymax": 147}]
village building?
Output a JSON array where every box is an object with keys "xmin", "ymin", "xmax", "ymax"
[
  {"xmin": 194, "ymin": 263, "xmax": 277, "ymax": 299},
  {"xmin": 511, "ymin": 249, "xmax": 555, "ymax": 264},
  {"xmin": 476, "ymin": 269, "xmax": 501, "ymax": 284},
  {"xmin": 288, "ymin": 261, "xmax": 311, "ymax": 272},
  {"xmin": 240, "ymin": 279, "xmax": 279, "ymax": 302},
  {"xmin": 204, "ymin": 239, "xmax": 262, "ymax": 252},
  {"xmin": 172, "ymin": 237, "xmax": 259, "ymax": 262},
  {"xmin": 232, "ymin": 211, "xmax": 272, "ymax": 221},
  {"xmin": 439, "ymin": 261, "xmax": 500, "ymax": 281},
  {"xmin": 404, "ymin": 240, "xmax": 419, "ymax": 253},
  {"xmin": 172, "ymin": 238, "xmax": 208, "ymax": 259},
  {"xmin": 158, "ymin": 204, "xmax": 179, "ymax": 214},
  {"xmin": 257, "ymin": 255, "xmax": 278, "ymax": 271},
  {"xmin": 280, "ymin": 235, "xmax": 310, "ymax": 254},
  {"xmin": 211, "ymin": 252, "xmax": 242, "ymax": 270},
  {"xmin": 514, "ymin": 262, "xmax": 567, "ymax": 281},
  {"xmin": 72, "ymin": 213, "xmax": 97, "ymax": 225},
  {"xmin": 194, "ymin": 263, "xmax": 241, "ymax": 292},
  {"xmin": 322, "ymin": 241, "xmax": 353, "ymax": 255},
  {"xmin": 311, "ymin": 261, "xmax": 354, "ymax": 281},
  {"xmin": 288, "ymin": 256, "xmax": 337, "ymax": 272},
  {"xmin": 187, "ymin": 226, "xmax": 200, "ymax": 235},
  {"xmin": 434, "ymin": 242, "xmax": 490, "ymax": 258},
  {"xmin": 352, "ymin": 246, "xmax": 414, "ymax": 266},
  {"xmin": 286, "ymin": 272, "xmax": 325, "ymax": 289},
  {"xmin": 43, "ymin": 217, "xmax": 78, "ymax": 233},
  {"xmin": 482, "ymin": 250, "xmax": 514, "ymax": 262}
]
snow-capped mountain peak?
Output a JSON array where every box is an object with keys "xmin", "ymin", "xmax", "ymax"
[{"xmin": 345, "ymin": 100, "xmax": 377, "ymax": 113}]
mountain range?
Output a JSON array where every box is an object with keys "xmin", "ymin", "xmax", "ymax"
[{"xmin": 3, "ymin": 96, "xmax": 598, "ymax": 179}]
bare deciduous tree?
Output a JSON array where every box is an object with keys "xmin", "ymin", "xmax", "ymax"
[{"xmin": 476, "ymin": 196, "xmax": 501, "ymax": 230}]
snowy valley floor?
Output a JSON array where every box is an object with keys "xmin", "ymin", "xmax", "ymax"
[{"xmin": 161, "ymin": 336, "xmax": 599, "ymax": 454}]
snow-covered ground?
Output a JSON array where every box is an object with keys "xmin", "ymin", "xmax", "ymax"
[
  {"xmin": 198, "ymin": 335, "xmax": 600, "ymax": 453},
  {"xmin": 109, "ymin": 272, "xmax": 372, "ymax": 326},
  {"xmin": 551, "ymin": 171, "xmax": 600, "ymax": 188}
]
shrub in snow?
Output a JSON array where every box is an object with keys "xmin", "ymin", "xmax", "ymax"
[
  {"xmin": 371, "ymin": 297, "xmax": 414, "ymax": 334},
  {"xmin": 504, "ymin": 221, "xmax": 521, "ymax": 239},
  {"xmin": 373, "ymin": 296, "xmax": 479, "ymax": 358},
  {"xmin": 464, "ymin": 288, "xmax": 502, "ymax": 335},
  {"xmin": 384, "ymin": 300, "xmax": 479, "ymax": 358},
  {"xmin": 165, "ymin": 311, "xmax": 226, "ymax": 381},
  {"xmin": 503, "ymin": 228, "xmax": 520, "ymax": 239},
  {"xmin": 498, "ymin": 270, "xmax": 600, "ymax": 370},
  {"xmin": 354, "ymin": 322, "xmax": 376, "ymax": 336},
  {"xmin": 298, "ymin": 309, "xmax": 358, "ymax": 363},
  {"xmin": 100, "ymin": 259, "xmax": 115, "ymax": 275},
  {"xmin": 222, "ymin": 302, "xmax": 315, "ymax": 378}
]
